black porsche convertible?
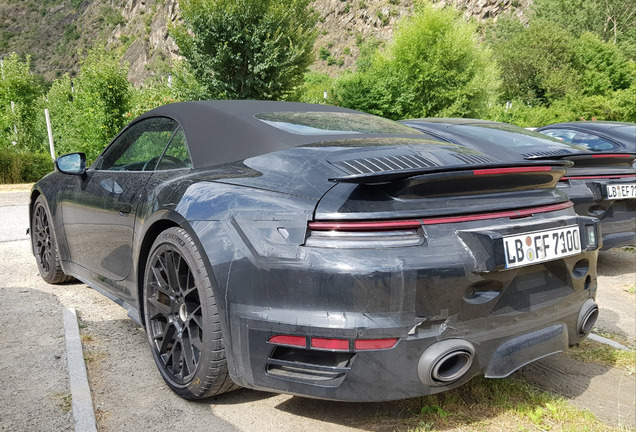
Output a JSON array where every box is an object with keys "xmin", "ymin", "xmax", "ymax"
[
  {"xmin": 401, "ymin": 118, "xmax": 636, "ymax": 250},
  {"xmin": 31, "ymin": 101, "xmax": 600, "ymax": 402}
]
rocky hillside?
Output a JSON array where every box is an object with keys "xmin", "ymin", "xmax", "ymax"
[{"xmin": 0, "ymin": 0, "xmax": 530, "ymax": 85}]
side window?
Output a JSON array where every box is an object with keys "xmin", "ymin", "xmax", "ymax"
[
  {"xmin": 572, "ymin": 131, "xmax": 618, "ymax": 151},
  {"xmin": 540, "ymin": 128, "xmax": 577, "ymax": 144},
  {"xmin": 96, "ymin": 118, "xmax": 179, "ymax": 171},
  {"xmin": 155, "ymin": 127, "xmax": 193, "ymax": 171}
]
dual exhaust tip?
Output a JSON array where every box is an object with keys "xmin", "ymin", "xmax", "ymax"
[{"xmin": 417, "ymin": 299, "xmax": 599, "ymax": 387}]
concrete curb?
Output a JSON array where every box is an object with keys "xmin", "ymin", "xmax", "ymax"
[
  {"xmin": 63, "ymin": 308, "xmax": 98, "ymax": 432},
  {"xmin": 589, "ymin": 332, "xmax": 631, "ymax": 351}
]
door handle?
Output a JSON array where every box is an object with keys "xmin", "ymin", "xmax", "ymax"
[{"xmin": 118, "ymin": 205, "xmax": 132, "ymax": 215}]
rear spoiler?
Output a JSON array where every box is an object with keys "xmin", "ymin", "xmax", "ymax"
[{"xmin": 328, "ymin": 160, "xmax": 573, "ymax": 184}]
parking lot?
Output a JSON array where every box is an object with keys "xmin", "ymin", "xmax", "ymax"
[{"xmin": 1, "ymin": 185, "xmax": 634, "ymax": 431}]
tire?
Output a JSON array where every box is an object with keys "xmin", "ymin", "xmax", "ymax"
[
  {"xmin": 143, "ymin": 227, "xmax": 238, "ymax": 399},
  {"xmin": 31, "ymin": 196, "xmax": 73, "ymax": 284}
]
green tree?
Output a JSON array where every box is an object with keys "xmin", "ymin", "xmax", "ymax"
[
  {"xmin": 0, "ymin": 53, "xmax": 45, "ymax": 151},
  {"xmin": 171, "ymin": 0, "xmax": 318, "ymax": 100},
  {"xmin": 488, "ymin": 18, "xmax": 579, "ymax": 106},
  {"xmin": 532, "ymin": 0, "xmax": 636, "ymax": 59},
  {"xmin": 487, "ymin": 14, "xmax": 635, "ymax": 123},
  {"xmin": 333, "ymin": 2, "xmax": 499, "ymax": 120},
  {"xmin": 46, "ymin": 47, "xmax": 131, "ymax": 162},
  {"xmin": 573, "ymin": 32, "xmax": 632, "ymax": 95}
]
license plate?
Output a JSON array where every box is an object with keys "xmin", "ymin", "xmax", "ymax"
[
  {"xmin": 503, "ymin": 225, "xmax": 581, "ymax": 269},
  {"xmin": 605, "ymin": 183, "xmax": 636, "ymax": 200}
]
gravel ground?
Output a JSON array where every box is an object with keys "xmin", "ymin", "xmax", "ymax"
[{"xmin": 1, "ymin": 185, "xmax": 634, "ymax": 431}]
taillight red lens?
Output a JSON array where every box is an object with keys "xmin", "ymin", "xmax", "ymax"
[
  {"xmin": 268, "ymin": 335, "xmax": 306, "ymax": 348},
  {"xmin": 419, "ymin": 201, "xmax": 573, "ymax": 224},
  {"xmin": 308, "ymin": 220, "xmax": 421, "ymax": 231},
  {"xmin": 354, "ymin": 338, "xmax": 399, "ymax": 351},
  {"xmin": 310, "ymin": 338, "xmax": 349, "ymax": 351},
  {"xmin": 591, "ymin": 154, "xmax": 631, "ymax": 158}
]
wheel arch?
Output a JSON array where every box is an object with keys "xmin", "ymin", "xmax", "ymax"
[
  {"xmin": 28, "ymin": 189, "xmax": 42, "ymax": 240},
  {"xmin": 136, "ymin": 217, "xmax": 180, "ymax": 327},
  {"xmin": 135, "ymin": 214, "xmax": 225, "ymax": 330}
]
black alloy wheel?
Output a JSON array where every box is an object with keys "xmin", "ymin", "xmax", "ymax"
[
  {"xmin": 143, "ymin": 227, "xmax": 237, "ymax": 399},
  {"xmin": 31, "ymin": 196, "xmax": 72, "ymax": 284}
]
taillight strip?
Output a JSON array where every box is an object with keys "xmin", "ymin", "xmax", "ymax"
[
  {"xmin": 308, "ymin": 220, "xmax": 422, "ymax": 231},
  {"xmin": 561, "ymin": 174, "xmax": 636, "ymax": 181},
  {"xmin": 419, "ymin": 201, "xmax": 573, "ymax": 225},
  {"xmin": 309, "ymin": 202, "xmax": 574, "ymax": 231},
  {"xmin": 473, "ymin": 166, "xmax": 552, "ymax": 175}
]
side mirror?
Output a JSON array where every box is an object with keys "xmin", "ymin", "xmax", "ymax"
[{"xmin": 55, "ymin": 153, "xmax": 87, "ymax": 177}]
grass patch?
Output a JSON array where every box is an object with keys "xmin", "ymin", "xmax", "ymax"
[
  {"xmin": 83, "ymin": 349, "xmax": 106, "ymax": 365},
  {"xmin": 367, "ymin": 376, "xmax": 616, "ymax": 432},
  {"xmin": 565, "ymin": 340, "xmax": 636, "ymax": 371}
]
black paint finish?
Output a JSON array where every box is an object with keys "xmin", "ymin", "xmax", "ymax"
[{"xmin": 31, "ymin": 101, "xmax": 601, "ymax": 401}]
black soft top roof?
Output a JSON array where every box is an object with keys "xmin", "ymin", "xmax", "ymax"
[{"xmin": 137, "ymin": 100, "xmax": 424, "ymax": 168}]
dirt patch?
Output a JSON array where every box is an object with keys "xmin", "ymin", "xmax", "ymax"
[{"xmin": 0, "ymin": 183, "xmax": 34, "ymax": 192}]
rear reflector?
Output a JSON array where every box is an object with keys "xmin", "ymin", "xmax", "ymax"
[
  {"xmin": 308, "ymin": 220, "xmax": 422, "ymax": 231},
  {"xmin": 473, "ymin": 166, "xmax": 552, "ymax": 175},
  {"xmin": 268, "ymin": 335, "xmax": 306, "ymax": 348},
  {"xmin": 354, "ymin": 338, "xmax": 399, "ymax": 351},
  {"xmin": 311, "ymin": 338, "xmax": 350, "ymax": 351},
  {"xmin": 591, "ymin": 154, "xmax": 631, "ymax": 158}
]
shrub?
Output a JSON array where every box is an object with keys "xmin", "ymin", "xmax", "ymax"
[
  {"xmin": 0, "ymin": 53, "xmax": 46, "ymax": 152},
  {"xmin": 289, "ymin": 71, "xmax": 334, "ymax": 104},
  {"xmin": 333, "ymin": 3, "xmax": 499, "ymax": 119},
  {"xmin": 488, "ymin": 17, "xmax": 578, "ymax": 106},
  {"xmin": 0, "ymin": 148, "xmax": 52, "ymax": 183},
  {"xmin": 46, "ymin": 47, "xmax": 131, "ymax": 164}
]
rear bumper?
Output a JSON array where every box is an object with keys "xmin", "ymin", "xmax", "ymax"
[
  {"xmin": 559, "ymin": 181, "xmax": 636, "ymax": 249},
  {"xmin": 228, "ymin": 290, "xmax": 596, "ymax": 401},
  {"xmin": 193, "ymin": 211, "xmax": 600, "ymax": 401}
]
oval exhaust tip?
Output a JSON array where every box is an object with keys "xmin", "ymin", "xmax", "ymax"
[
  {"xmin": 578, "ymin": 307, "xmax": 599, "ymax": 336},
  {"xmin": 431, "ymin": 350, "xmax": 473, "ymax": 383},
  {"xmin": 577, "ymin": 298, "xmax": 599, "ymax": 337},
  {"xmin": 418, "ymin": 339, "xmax": 475, "ymax": 387}
]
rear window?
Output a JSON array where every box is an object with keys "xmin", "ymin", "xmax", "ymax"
[
  {"xmin": 449, "ymin": 124, "xmax": 585, "ymax": 154},
  {"xmin": 255, "ymin": 112, "xmax": 419, "ymax": 135}
]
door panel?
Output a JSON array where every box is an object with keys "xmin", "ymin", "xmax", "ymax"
[{"xmin": 62, "ymin": 117, "xmax": 181, "ymax": 285}]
